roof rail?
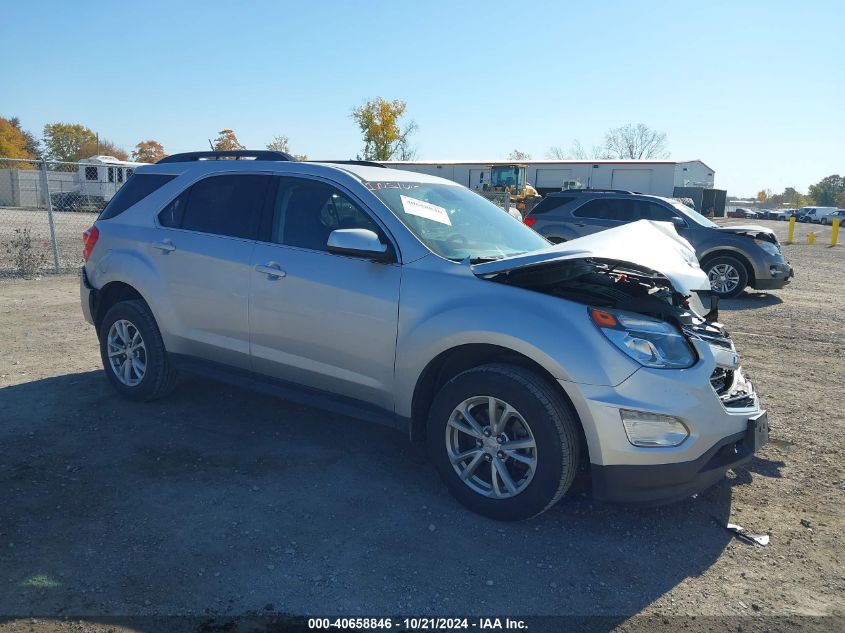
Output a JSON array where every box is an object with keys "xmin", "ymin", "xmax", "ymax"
[
  {"xmin": 309, "ymin": 160, "xmax": 386, "ymax": 168},
  {"xmin": 157, "ymin": 150, "xmax": 296, "ymax": 164},
  {"xmin": 552, "ymin": 188, "xmax": 637, "ymax": 195}
]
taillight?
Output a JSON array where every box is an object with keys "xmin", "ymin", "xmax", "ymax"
[
  {"xmin": 524, "ymin": 216, "xmax": 537, "ymax": 228},
  {"xmin": 82, "ymin": 225, "xmax": 99, "ymax": 261}
]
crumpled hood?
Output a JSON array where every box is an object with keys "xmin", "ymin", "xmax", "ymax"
[{"xmin": 472, "ymin": 220, "xmax": 710, "ymax": 295}]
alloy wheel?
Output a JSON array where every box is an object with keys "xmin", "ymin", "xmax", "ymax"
[
  {"xmin": 708, "ymin": 263, "xmax": 741, "ymax": 295},
  {"xmin": 106, "ymin": 319, "xmax": 147, "ymax": 386},
  {"xmin": 445, "ymin": 396, "xmax": 537, "ymax": 499}
]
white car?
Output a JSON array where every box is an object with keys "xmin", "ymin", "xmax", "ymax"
[
  {"xmin": 821, "ymin": 209, "xmax": 845, "ymax": 225},
  {"xmin": 799, "ymin": 207, "xmax": 838, "ymax": 223}
]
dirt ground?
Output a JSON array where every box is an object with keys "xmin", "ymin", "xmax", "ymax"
[{"xmin": 0, "ymin": 219, "xmax": 842, "ymax": 631}]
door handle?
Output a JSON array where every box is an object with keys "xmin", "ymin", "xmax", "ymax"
[
  {"xmin": 255, "ymin": 262, "xmax": 286, "ymax": 279},
  {"xmin": 152, "ymin": 239, "xmax": 175, "ymax": 252},
  {"xmin": 574, "ymin": 222, "xmax": 586, "ymax": 227}
]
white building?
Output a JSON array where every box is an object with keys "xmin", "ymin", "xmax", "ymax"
[{"xmin": 383, "ymin": 159, "xmax": 715, "ymax": 197}]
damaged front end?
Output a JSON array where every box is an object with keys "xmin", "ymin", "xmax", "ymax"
[{"xmin": 472, "ymin": 221, "xmax": 753, "ymax": 409}]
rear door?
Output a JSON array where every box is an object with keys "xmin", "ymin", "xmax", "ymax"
[
  {"xmin": 151, "ymin": 173, "xmax": 271, "ymax": 369},
  {"xmin": 570, "ymin": 197, "xmax": 639, "ymax": 235},
  {"xmin": 249, "ymin": 176, "xmax": 401, "ymax": 411}
]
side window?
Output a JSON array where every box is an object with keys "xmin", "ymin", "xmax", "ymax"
[
  {"xmin": 84, "ymin": 166, "xmax": 98, "ymax": 181},
  {"xmin": 529, "ymin": 195, "xmax": 577, "ymax": 215},
  {"xmin": 639, "ymin": 202, "xmax": 678, "ymax": 222},
  {"xmin": 117, "ymin": 168, "xmax": 124, "ymax": 183},
  {"xmin": 108, "ymin": 167, "xmax": 115, "ymax": 183},
  {"xmin": 158, "ymin": 189, "xmax": 189, "ymax": 228},
  {"xmin": 101, "ymin": 173, "xmax": 176, "ymax": 220},
  {"xmin": 270, "ymin": 177, "xmax": 380, "ymax": 252},
  {"xmin": 574, "ymin": 198, "xmax": 633, "ymax": 221},
  {"xmin": 158, "ymin": 174, "xmax": 270, "ymax": 239}
]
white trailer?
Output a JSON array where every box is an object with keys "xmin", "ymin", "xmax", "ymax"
[{"xmin": 383, "ymin": 159, "xmax": 715, "ymax": 198}]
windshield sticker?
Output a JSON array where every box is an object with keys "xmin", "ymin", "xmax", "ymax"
[{"xmin": 400, "ymin": 195, "xmax": 451, "ymax": 226}]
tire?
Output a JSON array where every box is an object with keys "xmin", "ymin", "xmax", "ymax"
[
  {"xmin": 703, "ymin": 255, "xmax": 748, "ymax": 299},
  {"xmin": 99, "ymin": 299, "xmax": 178, "ymax": 401},
  {"xmin": 426, "ymin": 363, "xmax": 580, "ymax": 521}
]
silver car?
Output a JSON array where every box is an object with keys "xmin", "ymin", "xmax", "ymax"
[{"xmin": 80, "ymin": 150, "xmax": 768, "ymax": 520}]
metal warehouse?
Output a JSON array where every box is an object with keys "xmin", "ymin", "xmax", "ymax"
[{"xmin": 384, "ymin": 159, "xmax": 716, "ymax": 198}]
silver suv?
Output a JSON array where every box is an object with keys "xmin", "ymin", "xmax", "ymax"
[{"xmin": 80, "ymin": 151, "xmax": 768, "ymax": 520}]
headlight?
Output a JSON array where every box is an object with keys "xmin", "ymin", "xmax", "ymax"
[
  {"xmin": 755, "ymin": 239, "xmax": 780, "ymax": 256},
  {"xmin": 620, "ymin": 409, "xmax": 689, "ymax": 447},
  {"xmin": 589, "ymin": 308, "xmax": 696, "ymax": 369}
]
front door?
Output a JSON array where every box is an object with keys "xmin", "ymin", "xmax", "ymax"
[{"xmin": 249, "ymin": 176, "xmax": 401, "ymax": 412}]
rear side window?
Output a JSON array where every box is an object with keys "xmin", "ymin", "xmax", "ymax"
[
  {"xmin": 528, "ymin": 195, "xmax": 577, "ymax": 215},
  {"xmin": 100, "ymin": 173, "xmax": 176, "ymax": 220},
  {"xmin": 161, "ymin": 174, "xmax": 270, "ymax": 239}
]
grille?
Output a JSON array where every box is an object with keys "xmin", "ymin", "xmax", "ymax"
[{"xmin": 709, "ymin": 367, "xmax": 734, "ymax": 396}]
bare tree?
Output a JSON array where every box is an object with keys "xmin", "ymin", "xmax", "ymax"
[
  {"xmin": 508, "ymin": 149, "xmax": 531, "ymax": 161},
  {"xmin": 546, "ymin": 145, "xmax": 567, "ymax": 159},
  {"xmin": 266, "ymin": 135, "xmax": 290, "ymax": 153},
  {"xmin": 602, "ymin": 123, "xmax": 669, "ymax": 159}
]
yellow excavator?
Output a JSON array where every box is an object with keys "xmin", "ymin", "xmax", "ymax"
[{"xmin": 482, "ymin": 164, "xmax": 541, "ymax": 212}]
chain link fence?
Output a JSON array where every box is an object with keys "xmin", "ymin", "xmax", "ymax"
[{"xmin": 0, "ymin": 157, "xmax": 135, "ymax": 276}]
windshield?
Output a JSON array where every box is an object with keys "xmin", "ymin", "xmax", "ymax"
[
  {"xmin": 367, "ymin": 181, "xmax": 549, "ymax": 261},
  {"xmin": 491, "ymin": 166, "xmax": 524, "ymax": 190},
  {"xmin": 667, "ymin": 199, "xmax": 719, "ymax": 228}
]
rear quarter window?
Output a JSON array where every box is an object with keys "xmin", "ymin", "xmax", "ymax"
[
  {"xmin": 99, "ymin": 173, "xmax": 177, "ymax": 220},
  {"xmin": 528, "ymin": 195, "xmax": 577, "ymax": 215}
]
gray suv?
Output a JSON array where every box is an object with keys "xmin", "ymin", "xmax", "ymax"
[
  {"xmin": 80, "ymin": 151, "xmax": 768, "ymax": 520},
  {"xmin": 524, "ymin": 190, "xmax": 794, "ymax": 298}
]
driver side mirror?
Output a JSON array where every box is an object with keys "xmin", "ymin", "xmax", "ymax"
[
  {"xmin": 327, "ymin": 229, "xmax": 393, "ymax": 262},
  {"xmin": 670, "ymin": 216, "xmax": 686, "ymax": 227}
]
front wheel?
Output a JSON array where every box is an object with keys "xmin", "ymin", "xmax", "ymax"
[
  {"xmin": 704, "ymin": 255, "xmax": 748, "ymax": 299},
  {"xmin": 426, "ymin": 364, "xmax": 580, "ymax": 521}
]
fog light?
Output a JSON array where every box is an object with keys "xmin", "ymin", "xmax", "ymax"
[
  {"xmin": 620, "ymin": 409, "xmax": 689, "ymax": 447},
  {"xmin": 770, "ymin": 265, "xmax": 782, "ymax": 276}
]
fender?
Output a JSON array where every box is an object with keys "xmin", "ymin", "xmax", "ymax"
[{"xmin": 392, "ymin": 264, "xmax": 640, "ymax": 419}]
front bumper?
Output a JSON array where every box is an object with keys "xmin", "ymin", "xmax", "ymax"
[
  {"xmin": 559, "ymin": 335, "xmax": 766, "ymax": 504},
  {"xmin": 753, "ymin": 261, "xmax": 794, "ymax": 290},
  {"xmin": 591, "ymin": 427, "xmax": 754, "ymax": 504}
]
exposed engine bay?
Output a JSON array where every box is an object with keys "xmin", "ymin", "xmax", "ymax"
[{"xmin": 486, "ymin": 257, "xmax": 755, "ymax": 408}]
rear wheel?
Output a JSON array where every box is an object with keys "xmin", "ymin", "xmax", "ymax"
[
  {"xmin": 704, "ymin": 255, "xmax": 748, "ymax": 299},
  {"xmin": 99, "ymin": 300, "xmax": 177, "ymax": 401},
  {"xmin": 427, "ymin": 363, "xmax": 580, "ymax": 521}
]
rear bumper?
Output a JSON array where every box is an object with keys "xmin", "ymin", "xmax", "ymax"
[
  {"xmin": 80, "ymin": 267, "xmax": 96, "ymax": 326},
  {"xmin": 591, "ymin": 430, "xmax": 753, "ymax": 504}
]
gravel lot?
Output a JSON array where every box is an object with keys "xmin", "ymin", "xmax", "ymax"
[{"xmin": 0, "ymin": 219, "xmax": 842, "ymax": 631}]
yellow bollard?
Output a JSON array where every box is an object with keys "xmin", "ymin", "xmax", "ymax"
[
  {"xmin": 807, "ymin": 232, "xmax": 816, "ymax": 245},
  {"xmin": 832, "ymin": 219, "xmax": 840, "ymax": 246},
  {"xmin": 787, "ymin": 216, "xmax": 796, "ymax": 243}
]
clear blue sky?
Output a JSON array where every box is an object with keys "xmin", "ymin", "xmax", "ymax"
[{"xmin": 2, "ymin": 0, "xmax": 842, "ymax": 196}]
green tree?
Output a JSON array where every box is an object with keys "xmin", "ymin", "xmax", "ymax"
[
  {"xmin": 79, "ymin": 137, "xmax": 128, "ymax": 161},
  {"xmin": 808, "ymin": 174, "xmax": 844, "ymax": 206},
  {"xmin": 0, "ymin": 117, "xmax": 36, "ymax": 167},
  {"xmin": 131, "ymin": 140, "xmax": 167, "ymax": 163},
  {"xmin": 212, "ymin": 129, "xmax": 245, "ymax": 151},
  {"xmin": 43, "ymin": 123, "xmax": 97, "ymax": 163},
  {"xmin": 351, "ymin": 98, "xmax": 417, "ymax": 161},
  {"xmin": 266, "ymin": 135, "xmax": 308, "ymax": 161}
]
